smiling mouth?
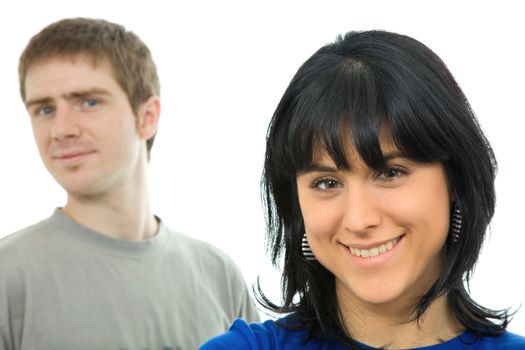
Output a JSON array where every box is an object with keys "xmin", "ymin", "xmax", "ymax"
[{"xmin": 347, "ymin": 235, "xmax": 403, "ymax": 258}]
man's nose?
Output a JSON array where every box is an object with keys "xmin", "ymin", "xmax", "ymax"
[{"xmin": 50, "ymin": 105, "xmax": 81, "ymax": 141}]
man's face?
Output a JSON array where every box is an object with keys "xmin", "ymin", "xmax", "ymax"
[{"xmin": 24, "ymin": 55, "xmax": 156, "ymax": 198}]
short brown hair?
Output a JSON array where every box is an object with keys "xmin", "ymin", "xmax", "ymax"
[{"xmin": 19, "ymin": 17, "xmax": 160, "ymax": 154}]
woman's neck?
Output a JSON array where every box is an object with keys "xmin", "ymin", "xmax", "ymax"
[{"xmin": 338, "ymin": 290, "xmax": 463, "ymax": 348}]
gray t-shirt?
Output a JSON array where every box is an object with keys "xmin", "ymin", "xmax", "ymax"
[{"xmin": 0, "ymin": 209, "xmax": 259, "ymax": 350}]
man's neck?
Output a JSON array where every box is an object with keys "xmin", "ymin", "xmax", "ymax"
[
  {"xmin": 340, "ymin": 292, "xmax": 463, "ymax": 348},
  {"xmin": 62, "ymin": 175, "xmax": 158, "ymax": 241}
]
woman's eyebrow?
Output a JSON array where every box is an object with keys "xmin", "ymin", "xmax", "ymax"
[
  {"xmin": 301, "ymin": 164, "xmax": 338, "ymax": 173},
  {"xmin": 300, "ymin": 152, "xmax": 408, "ymax": 174},
  {"xmin": 382, "ymin": 151, "xmax": 407, "ymax": 162}
]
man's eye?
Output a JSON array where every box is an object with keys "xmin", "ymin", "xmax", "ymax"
[
  {"xmin": 83, "ymin": 99, "xmax": 99, "ymax": 108},
  {"xmin": 36, "ymin": 106, "xmax": 55, "ymax": 117}
]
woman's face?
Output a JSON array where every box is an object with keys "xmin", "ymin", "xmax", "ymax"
[{"xmin": 296, "ymin": 141, "xmax": 451, "ymax": 310}]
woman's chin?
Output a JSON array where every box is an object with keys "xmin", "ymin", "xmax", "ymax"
[{"xmin": 337, "ymin": 279, "xmax": 410, "ymax": 310}]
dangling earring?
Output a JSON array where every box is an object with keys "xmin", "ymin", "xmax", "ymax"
[
  {"xmin": 302, "ymin": 234, "xmax": 316, "ymax": 261},
  {"xmin": 450, "ymin": 202, "xmax": 462, "ymax": 243}
]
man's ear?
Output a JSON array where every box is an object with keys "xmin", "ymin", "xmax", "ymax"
[{"xmin": 136, "ymin": 96, "xmax": 160, "ymax": 141}]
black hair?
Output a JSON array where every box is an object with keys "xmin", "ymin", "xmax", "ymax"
[{"xmin": 257, "ymin": 30, "xmax": 509, "ymax": 348}]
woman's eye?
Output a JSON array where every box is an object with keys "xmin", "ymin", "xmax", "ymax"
[
  {"xmin": 378, "ymin": 167, "xmax": 406, "ymax": 181},
  {"xmin": 312, "ymin": 178, "xmax": 341, "ymax": 191}
]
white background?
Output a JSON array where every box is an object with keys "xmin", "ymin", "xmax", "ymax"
[{"xmin": 0, "ymin": 0, "xmax": 523, "ymax": 333}]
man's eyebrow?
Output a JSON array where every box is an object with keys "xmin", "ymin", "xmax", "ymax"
[
  {"xmin": 68, "ymin": 88, "xmax": 111, "ymax": 99},
  {"xmin": 25, "ymin": 97, "xmax": 52, "ymax": 109},
  {"xmin": 25, "ymin": 88, "xmax": 111, "ymax": 108}
]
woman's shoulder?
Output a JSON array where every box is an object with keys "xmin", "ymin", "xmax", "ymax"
[
  {"xmin": 199, "ymin": 316, "xmax": 344, "ymax": 350},
  {"xmin": 431, "ymin": 330, "xmax": 525, "ymax": 350},
  {"xmin": 477, "ymin": 331, "xmax": 525, "ymax": 349},
  {"xmin": 200, "ymin": 318, "xmax": 525, "ymax": 350}
]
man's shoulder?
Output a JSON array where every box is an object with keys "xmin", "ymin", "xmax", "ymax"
[
  {"xmin": 165, "ymin": 227, "xmax": 233, "ymax": 261},
  {"xmin": 0, "ymin": 217, "xmax": 55, "ymax": 254},
  {"xmin": 0, "ymin": 216, "xmax": 58, "ymax": 281},
  {"xmin": 163, "ymin": 225, "xmax": 243, "ymax": 276}
]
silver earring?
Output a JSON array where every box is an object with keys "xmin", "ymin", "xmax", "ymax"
[
  {"xmin": 301, "ymin": 234, "xmax": 316, "ymax": 261},
  {"xmin": 450, "ymin": 203, "xmax": 462, "ymax": 243}
]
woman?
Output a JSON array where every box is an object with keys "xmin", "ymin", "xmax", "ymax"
[{"xmin": 200, "ymin": 30, "xmax": 525, "ymax": 349}]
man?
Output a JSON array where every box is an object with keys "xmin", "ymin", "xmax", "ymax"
[{"xmin": 0, "ymin": 18, "xmax": 259, "ymax": 350}]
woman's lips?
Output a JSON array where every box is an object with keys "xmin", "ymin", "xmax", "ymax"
[
  {"xmin": 339, "ymin": 234, "xmax": 405, "ymax": 266},
  {"xmin": 347, "ymin": 235, "xmax": 403, "ymax": 258}
]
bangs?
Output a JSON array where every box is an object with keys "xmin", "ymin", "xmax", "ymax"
[
  {"xmin": 262, "ymin": 30, "xmax": 503, "ymax": 340},
  {"xmin": 270, "ymin": 52, "xmax": 451, "ymax": 176}
]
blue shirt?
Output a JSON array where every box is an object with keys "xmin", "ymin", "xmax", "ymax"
[{"xmin": 200, "ymin": 318, "xmax": 525, "ymax": 349}]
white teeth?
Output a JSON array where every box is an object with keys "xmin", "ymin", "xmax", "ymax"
[
  {"xmin": 369, "ymin": 247, "xmax": 379, "ymax": 257},
  {"xmin": 348, "ymin": 237, "xmax": 400, "ymax": 258},
  {"xmin": 350, "ymin": 247, "xmax": 361, "ymax": 257}
]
